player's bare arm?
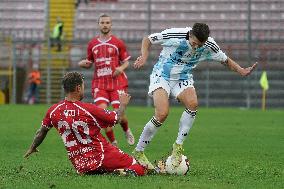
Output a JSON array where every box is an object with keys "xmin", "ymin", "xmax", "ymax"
[
  {"xmin": 133, "ymin": 37, "xmax": 152, "ymax": 69},
  {"xmin": 222, "ymin": 57, "xmax": 258, "ymax": 77},
  {"xmin": 116, "ymin": 93, "xmax": 131, "ymax": 122},
  {"xmin": 24, "ymin": 126, "xmax": 49, "ymax": 158},
  {"xmin": 78, "ymin": 59, "xmax": 93, "ymax": 69},
  {"xmin": 113, "ymin": 61, "xmax": 129, "ymax": 77}
]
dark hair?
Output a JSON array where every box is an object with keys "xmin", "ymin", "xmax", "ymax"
[
  {"xmin": 62, "ymin": 72, "xmax": 84, "ymax": 93},
  {"xmin": 98, "ymin": 14, "xmax": 111, "ymax": 23},
  {"xmin": 191, "ymin": 23, "xmax": 210, "ymax": 43}
]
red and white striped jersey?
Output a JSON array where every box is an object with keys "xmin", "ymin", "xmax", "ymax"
[
  {"xmin": 41, "ymin": 100, "xmax": 118, "ymax": 173},
  {"xmin": 87, "ymin": 35, "xmax": 130, "ymax": 90}
]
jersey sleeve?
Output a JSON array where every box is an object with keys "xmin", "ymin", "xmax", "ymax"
[
  {"xmin": 87, "ymin": 40, "xmax": 94, "ymax": 62},
  {"xmin": 118, "ymin": 40, "xmax": 131, "ymax": 63},
  {"xmin": 87, "ymin": 104, "xmax": 118, "ymax": 128},
  {"xmin": 204, "ymin": 37, "xmax": 228, "ymax": 63},
  {"xmin": 148, "ymin": 28, "xmax": 189, "ymax": 44},
  {"xmin": 41, "ymin": 107, "xmax": 53, "ymax": 130}
]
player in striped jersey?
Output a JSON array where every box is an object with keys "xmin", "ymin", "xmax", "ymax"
[{"xmin": 132, "ymin": 23, "xmax": 257, "ymax": 169}]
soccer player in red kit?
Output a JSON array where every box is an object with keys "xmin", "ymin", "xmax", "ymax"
[
  {"xmin": 24, "ymin": 72, "xmax": 145, "ymax": 176},
  {"xmin": 79, "ymin": 14, "xmax": 134, "ymax": 146}
]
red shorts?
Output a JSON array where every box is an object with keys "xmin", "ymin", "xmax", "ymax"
[
  {"xmin": 93, "ymin": 145, "xmax": 146, "ymax": 176},
  {"xmin": 92, "ymin": 88, "xmax": 128, "ymax": 109},
  {"xmin": 100, "ymin": 145, "xmax": 134, "ymax": 171}
]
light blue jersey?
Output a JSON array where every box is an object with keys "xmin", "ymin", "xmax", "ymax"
[{"xmin": 148, "ymin": 27, "xmax": 228, "ymax": 81}]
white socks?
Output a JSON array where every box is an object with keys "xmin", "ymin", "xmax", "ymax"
[
  {"xmin": 176, "ymin": 108, "xmax": 197, "ymax": 145},
  {"xmin": 135, "ymin": 116, "xmax": 162, "ymax": 152},
  {"xmin": 135, "ymin": 109, "xmax": 196, "ymax": 151}
]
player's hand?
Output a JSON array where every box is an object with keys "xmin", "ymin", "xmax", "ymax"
[
  {"xmin": 78, "ymin": 59, "xmax": 92, "ymax": 68},
  {"xmin": 24, "ymin": 148, "xmax": 39, "ymax": 158},
  {"xmin": 119, "ymin": 92, "xmax": 131, "ymax": 106},
  {"xmin": 240, "ymin": 62, "xmax": 258, "ymax": 76},
  {"xmin": 113, "ymin": 67, "xmax": 123, "ymax": 77},
  {"xmin": 133, "ymin": 56, "xmax": 146, "ymax": 69}
]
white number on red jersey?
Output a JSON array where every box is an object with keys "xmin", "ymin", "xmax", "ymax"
[{"xmin": 58, "ymin": 120, "xmax": 92, "ymax": 147}]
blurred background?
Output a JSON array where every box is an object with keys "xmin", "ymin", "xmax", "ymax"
[{"xmin": 0, "ymin": 0, "xmax": 283, "ymax": 108}]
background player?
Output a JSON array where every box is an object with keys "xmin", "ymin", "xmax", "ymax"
[
  {"xmin": 24, "ymin": 72, "xmax": 145, "ymax": 176},
  {"xmin": 78, "ymin": 14, "xmax": 134, "ymax": 146},
  {"xmin": 132, "ymin": 23, "xmax": 257, "ymax": 169}
]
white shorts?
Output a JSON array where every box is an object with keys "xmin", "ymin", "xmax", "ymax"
[{"xmin": 148, "ymin": 72, "xmax": 194, "ymax": 99}]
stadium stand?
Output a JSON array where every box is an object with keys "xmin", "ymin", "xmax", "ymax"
[
  {"xmin": 1, "ymin": 0, "xmax": 283, "ymax": 107},
  {"xmin": 0, "ymin": 0, "xmax": 46, "ymax": 40},
  {"xmin": 39, "ymin": 0, "xmax": 75, "ymax": 103},
  {"xmin": 74, "ymin": 0, "xmax": 283, "ymax": 42},
  {"xmin": 0, "ymin": 35, "xmax": 12, "ymax": 104},
  {"xmin": 72, "ymin": 0, "xmax": 283, "ymax": 108}
]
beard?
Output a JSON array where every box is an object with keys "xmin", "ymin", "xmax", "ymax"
[{"xmin": 101, "ymin": 28, "xmax": 110, "ymax": 35}]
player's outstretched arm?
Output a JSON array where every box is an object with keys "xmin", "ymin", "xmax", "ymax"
[
  {"xmin": 78, "ymin": 59, "xmax": 93, "ymax": 69},
  {"xmin": 24, "ymin": 126, "xmax": 49, "ymax": 158},
  {"xmin": 223, "ymin": 57, "xmax": 258, "ymax": 77},
  {"xmin": 133, "ymin": 37, "xmax": 152, "ymax": 69}
]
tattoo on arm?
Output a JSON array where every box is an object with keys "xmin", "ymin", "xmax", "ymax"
[{"xmin": 30, "ymin": 128, "xmax": 49, "ymax": 149}]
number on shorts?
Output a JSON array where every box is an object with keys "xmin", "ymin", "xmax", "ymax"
[{"xmin": 178, "ymin": 80, "xmax": 189, "ymax": 88}]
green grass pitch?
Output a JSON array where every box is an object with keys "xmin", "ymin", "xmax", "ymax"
[{"xmin": 0, "ymin": 105, "xmax": 283, "ymax": 189}]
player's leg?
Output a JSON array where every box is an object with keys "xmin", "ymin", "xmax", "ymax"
[
  {"xmin": 34, "ymin": 85, "xmax": 39, "ymax": 104},
  {"xmin": 171, "ymin": 80, "xmax": 198, "ymax": 167},
  {"xmin": 26, "ymin": 84, "xmax": 33, "ymax": 104},
  {"xmin": 176, "ymin": 87, "xmax": 198, "ymax": 144},
  {"xmin": 29, "ymin": 83, "xmax": 37, "ymax": 104},
  {"xmin": 113, "ymin": 110, "xmax": 135, "ymax": 146},
  {"xmin": 50, "ymin": 37, "xmax": 55, "ymax": 47},
  {"xmin": 121, "ymin": 114, "xmax": 135, "ymax": 145},
  {"xmin": 133, "ymin": 72, "xmax": 171, "ymax": 169},
  {"xmin": 102, "ymin": 144, "xmax": 147, "ymax": 176},
  {"xmin": 113, "ymin": 163, "xmax": 147, "ymax": 177},
  {"xmin": 111, "ymin": 89, "xmax": 135, "ymax": 145},
  {"xmin": 98, "ymin": 103, "xmax": 117, "ymax": 145},
  {"xmin": 133, "ymin": 88, "xmax": 169, "ymax": 169},
  {"xmin": 56, "ymin": 36, "xmax": 61, "ymax": 51},
  {"xmin": 93, "ymin": 88, "xmax": 117, "ymax": 145},
  {"xmin": 105, "ymin": 127, "xmax": 117, "ymax": 146}
]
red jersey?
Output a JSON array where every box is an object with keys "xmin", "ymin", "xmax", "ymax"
[
  {"xmin": 41, "ymin": 100, "xmax": 118, "ymax": 173},
  {"xmin": 87, "ymin": 35, "xmax": 130, "ymax": 90}
]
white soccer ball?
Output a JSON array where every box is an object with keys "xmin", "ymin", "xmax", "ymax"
[{"xmin": 165, "ymin": 155, "xmax": 190, "ymax": 175}]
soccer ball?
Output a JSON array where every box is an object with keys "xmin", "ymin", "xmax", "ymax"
[{"xmin": 165, "ymin": 155, "xmax": 190, "ymax": 175}]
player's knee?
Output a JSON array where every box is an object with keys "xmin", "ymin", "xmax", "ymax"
[
  {"xmin": 155, "ymin": 110, "xmax": 168, "ymax": 123},
  {"xmin": 189, "ymin": 100, "xmax": 198, "ymax": 110}
]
